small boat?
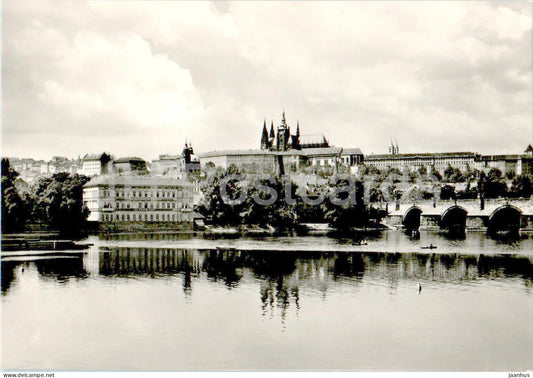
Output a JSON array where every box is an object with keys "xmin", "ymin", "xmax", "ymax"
[{"xmin": 421, "ymin": 244, "xmax": 437, "ymax": 250}]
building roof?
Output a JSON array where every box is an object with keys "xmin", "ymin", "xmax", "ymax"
[
  {"xmin": 114, "ymin": 157, "xmax": 146, "ymax": 164},
  {"xmin": 365, "ymin": 152, "xmax": 480, "ymax": 160},
  {"xmin": 155, "ymin": 155, "xmax": 181, "ymax": 161},
  {"xmin": 198, "ymin": 149, "xmax": 277, "ymax": 158},
  {"xmin": 83, "ymin": 174, "xmax": 192, "ymax": 188},
  {"xmin": 299, "ymin": 134, "xmax": 328, "ymax": 146},
  {"xmin": 197, "ymin": 147, "xmax": 363, "ymax": 159},
  {"xmin": 525, "ymin": 144, "xmax": 533, "ymax": 153},
  {"xmin": 83, "ymin": 153, "xmax": 104, "ymax": 161},
  {"xmin": 481, "ymin": 154, "xmax": 523, "ymax": 161}
]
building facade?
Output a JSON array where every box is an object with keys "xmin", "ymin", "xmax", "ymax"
[
  {"xmin": 365, "ymin": 142, "xmax": 533, "ymax": 176},
  {"xmin": 83, "ymin": 176, "xmax": 195, "ymax": 224},
  {"xmin": 79, "ymin": 153, "xmax": 112, "ymax": 176},
  {"xmin": 113, "ymin": 157, "xmax": 148, "ymax": 174},
  {"xmin": 365, "ymin": 151, "xmax": 480, "ymax": 173},
  {"xmin": 151, "ymin": 142, "xmax": 201, "ymax": 176},
  {"xmin": 199, "ymin": 112, "xmax": 363, "ymax": 173}
]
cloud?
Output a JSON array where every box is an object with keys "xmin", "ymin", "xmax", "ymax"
[{"xmin": 2, "ymin": 1, "xmax": 531, "ymax": 160}]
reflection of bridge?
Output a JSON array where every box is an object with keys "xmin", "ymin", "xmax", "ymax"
[{"xmin": 384, "ymin": 198, "xmax": 533, "ymax": 232}]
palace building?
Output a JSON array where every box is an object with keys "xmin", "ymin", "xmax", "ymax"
[
  {"xmin": 83, "ymin": 175, "xmax": 196, "ymax": 225},
  {"xmin": 364, "ymin": 141, "xmax": 533, "ymax": 175},
  {"xmin": 198, "ymin": 111, "xmax": 363, "ymax": 173}
]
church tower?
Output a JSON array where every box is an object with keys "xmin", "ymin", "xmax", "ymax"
[
  {"xmin": 260, "ymin": 120, "xmax": 269, "ymax": 150},
  {"xmin": 276, "ymin": 110, "xmax": 289, "ymax": 151}
]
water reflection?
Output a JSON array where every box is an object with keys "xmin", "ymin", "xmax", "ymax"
[
  {"xmin": 3, "ymin": 249, "xmax": 533, "ymax": 298},
  {"xmin": 2, "ymin": 256, "xmax": 87, "ymax": 295}
]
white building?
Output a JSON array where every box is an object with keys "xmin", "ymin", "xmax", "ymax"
[
  {"xmin": 364, "ymin": 152, "xmax": 480, "ymax": 174},
  {"xmin": 83, "ymin": 175, "xmax": 195, "ymax": 224},
  {"xmin": 79, "ymin": 153, "xmax": 112, "ymax": 176}
]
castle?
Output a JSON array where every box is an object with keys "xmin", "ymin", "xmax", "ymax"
[
  {"xmin": 198, "ymin": 111, "xmax": 363, "ymax": 172},
  {"xmin": 260, "ymin": 111, "xmax": 329, "ymax": 151}
]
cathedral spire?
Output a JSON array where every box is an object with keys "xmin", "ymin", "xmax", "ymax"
[
  {"xmin": 281, "ymin": 109, "xmax": 287, "ymax": 126},
  {"xmin": 296, "ymin": 121, "xmax": 300, "ymax": 137},
  {"xmin": 260, "ymin": 120, "xmax": 269, "ymax": 150},
  {"xmin": 269, "ymin": 121, "xmax": 275, "ymax": 139}
]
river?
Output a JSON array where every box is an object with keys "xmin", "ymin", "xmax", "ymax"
[{"xmin": 2, "ymin": 231, "xmax": 532, "ymax": 371}]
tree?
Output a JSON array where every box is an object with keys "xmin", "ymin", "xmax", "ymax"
[
  {"xmin": 478, "ymin": 170, "xmax": 508, "ymax": 199},
  {"xmin": 429, "ymin": 166, "xmax": 442, "ymax": 182},
  {"xmin": 369, "ymin": 188, "xmax": 384, "ymax": 203},
  {"xmin": 440, "ymin": 184, "xmax": 456, "ymax": 200},
  {"xmin": 1, "ymin": 159, "xmax": 28, "ymax": 233},
  {"xmin": 197, "ymin": 170, "xmax": 245, "ymax": 226},
  {"xmin": 321, "ymin": 179, "xmax": 369, "ymax": 231},
  {"xmin": 33, "ymin": 173, "xmax": 90, "ymax": 234},
  {"xmin": 509, "ymin": 175, "xmax": 532, "ymax": 198}
]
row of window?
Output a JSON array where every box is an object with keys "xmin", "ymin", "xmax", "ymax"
[
  {"xmin": 101, "ymin": 212, "xmax": 188, "ymax": 222},
  {"xmin": 106, "ymin": 202, "xmax": 190, "ymax": 210},
  {"xmin": 100, "ymin": 189, "xmax": 188, "ymax": 199}
]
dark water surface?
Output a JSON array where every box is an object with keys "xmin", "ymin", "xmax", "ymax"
[{"xmin": 2, "ymin": 231, "xmax": 532, "ymax": 371}]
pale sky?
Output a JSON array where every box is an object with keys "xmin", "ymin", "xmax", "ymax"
[{"xmin": 2, "ymin": 1, "xmax": 532, "ymax": 161}]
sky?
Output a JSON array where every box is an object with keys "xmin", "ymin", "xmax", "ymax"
[{"xmin": 2, "ymin": 1, "xmax": 532, "ymax": 161}]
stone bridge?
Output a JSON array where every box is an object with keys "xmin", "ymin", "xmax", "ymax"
[{"xmin": 384, "ymin": 198, "xmax": 533, "ymax": 232}]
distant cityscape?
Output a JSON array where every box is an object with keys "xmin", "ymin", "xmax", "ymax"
[{"xmin": 5, "ymin": 111, "xmax": 533, "ymax": 230}]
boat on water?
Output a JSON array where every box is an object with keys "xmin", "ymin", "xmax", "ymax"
[{"xmin": 420, "ymin": 244, "xmax": 437, "ymax": 250}]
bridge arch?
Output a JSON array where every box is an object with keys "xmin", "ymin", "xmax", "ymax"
[
  {"xmin": 402, "ymin": 206, "xmax": 422, "ymax": 230},
  {"xmin": 488, "ymin": 205, "xmax": 522, "ymax": 232},
  {"xmin": 440, "ymin": 205, "xmax": 468, "ymax": 231}
]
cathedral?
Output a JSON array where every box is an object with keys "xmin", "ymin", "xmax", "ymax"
[
  {"xmin": 260, "ymin": 111, "xmax": 301, "ymax": 151},
  {"xmin": 260, "ymin": 111, "xmax": 332, "ymax": 151}
]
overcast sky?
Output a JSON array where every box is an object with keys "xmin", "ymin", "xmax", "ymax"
[{"xmin": 2, "ymin": 1, "xmax": 532, "ymax": 161}]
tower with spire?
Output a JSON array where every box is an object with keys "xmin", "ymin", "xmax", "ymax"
[
  {"xmin": 388, "ymin": 138, "xmax": 399, "ymax": 155},
  {"xmin": 260, "ymin": 110, "xmax": 301, "ymax": 151},
  {"xmin": 260, "ymin": 120, "xmax": 269, "ymax": 150}
]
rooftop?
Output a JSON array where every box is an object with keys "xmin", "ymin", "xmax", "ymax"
[
  {"xmin": 365, "ymin": 152, "xmax": 480, "ymax": 160},
  {"xmin": 114, "ymin": 157, "xmax": 146, "ymax": 164},
  {"xmin": 83, "ymin": 174, "xmax": 192, "ymax": 188}
]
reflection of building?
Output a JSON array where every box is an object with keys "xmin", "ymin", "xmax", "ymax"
[
  {"xmin": 199, "ymin": 111, "xmax": 363, "ymax": 172},
  {"xmin": 79, "ymin": 153, "xmax": 112, "ymax": 176},
  {"xmin": 83, "ymin": 175, "xmax": 195, "ymax": 224}
]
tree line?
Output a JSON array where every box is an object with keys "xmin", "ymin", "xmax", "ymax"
[
  {"xmin": 196, "ymin": 167, "xmax": 384, "ymax": 232},
  {"xmin": 1, "ymin": 159, "xmax": 90, "ymax": 235}
]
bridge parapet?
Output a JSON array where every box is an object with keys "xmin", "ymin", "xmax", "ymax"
[{"xmin": 388, "ymin": 198, "xmax": 533, "ymax": 217}]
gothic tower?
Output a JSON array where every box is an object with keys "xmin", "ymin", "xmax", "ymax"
[
  {"xmin": 276, "ymin": 110, "xmax": 289, "ymax": 151},
  {"xmin": 260, "ymin": 120, "xmax": 269, "ymax": 150}
]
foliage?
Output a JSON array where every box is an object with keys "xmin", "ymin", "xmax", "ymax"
[
  {"xmin": 1, "ymin": 159, "xmax": 28, "ymax": 232},
  {"xmin": 429, "ymin": 166, "xmax": 442, "ymax": 182},
  {"xmin": 509, "ymin": 175, "xmax": 533, "ymax": 198},
  {"xmin": 32, "ymin": 173, "xmax": 91, "ymax": 234},
  {"xmin": 321, "ymin": 179, "xmax": 368, "ymax": 230},
  {"xmin": 196, "ymin": 170, "xmax": 246, "ymax": 226},
  {"xmin": 369, "ymin": 187, "xmax": 384, "ymax": 203},
  {"xmin": 1, "ymin": 162, "xmax": 90, "ymax": 235},
  {"xmin": 408, "ymin": 171, "xmax": 419, "ymax": 184},
  {"xmin": 443, "ymin": 165, "xmax": 466, "ymax": 183},
  {"xmin": 478, "ymin": 169, "xmax": 508, "ymax": 198},
  {"xmin": 440, "ymin": 184, "xmax": 456, "ymax": 200}
]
